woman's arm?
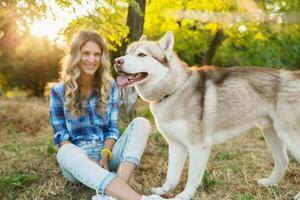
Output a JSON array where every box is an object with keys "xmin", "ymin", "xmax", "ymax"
[
  {"xmin": 103, "ymin": 82, "xmax": 120, "ymax": 141},
  {"xmin": 50, "ymin": 85, "xmax": 70, "ymax": 147},
  {"xmin": 99, "ymin": 82, "xmax": 120, "ymax": 169},
  {"xmin": 99, "ymin": 138, "xmax": 116, "ymax": 170}
]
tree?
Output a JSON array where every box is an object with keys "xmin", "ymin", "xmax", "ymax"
[
  {"xmin": 118, "ymin": 0, "xmax": 146, "ymax": 121},
  {"xmin": 0, "ymin": 0, "xmax": 48, "ymax": 95},
  {"xmin": 0, "ymin": 0, "xmax": 46, "ymax": 55},
  {"xmin": 57, "ymin": 0, "xmax": 128, "ymax": 51},
  {"xmin": 203, "ymin": 28, "xmax": 224, "ymax": 65},
  {"xmin": 143, "ymin": 0, "xmax": 300, "ymax": 69},
  {"xmin": 1, "ymin": 36, "xmax": 62, "ymax": 96}
]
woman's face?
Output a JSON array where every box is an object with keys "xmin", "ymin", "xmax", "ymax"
[{"xmin": 79, "ymin": 40, "xmax": 102, "ymax": 76}]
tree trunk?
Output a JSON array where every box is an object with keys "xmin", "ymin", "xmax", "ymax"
[
  {"xmin": 203, "ymin": 28, "xmax": 224, "ymax": 65},
  {"xmin": 119, "ymin": 0, "xmax": 146, "ymax": 122},
  {"xmin": 120, "ymin": 0, "xmax": 146, "ymax": 54}
]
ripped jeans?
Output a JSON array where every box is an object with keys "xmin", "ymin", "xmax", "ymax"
[{"xmin": 56, "ymin": 117, "xmax": 151, "ymax": 195}]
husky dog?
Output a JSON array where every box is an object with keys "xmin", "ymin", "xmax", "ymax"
[{"xmin": 114, "ymin": 32, "xmax": 300, "ymax": 200}]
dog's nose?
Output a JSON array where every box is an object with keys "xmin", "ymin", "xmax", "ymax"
[{"xmin": 114, "ymin": 58, "xmax": 124, "ymax": 65}]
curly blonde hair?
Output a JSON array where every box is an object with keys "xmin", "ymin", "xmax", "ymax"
[{"xmin": 60, "ymin": 30, "xmax": 113, "ymax": 117}]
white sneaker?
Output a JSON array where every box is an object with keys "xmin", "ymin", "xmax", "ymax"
[
  {"xmin": 141, "ymin": 195, "xmax": 167, "ymax": 200},
  {"xmin": 92, "ymin": 194, "xmax": 117, "ymax": 200}
]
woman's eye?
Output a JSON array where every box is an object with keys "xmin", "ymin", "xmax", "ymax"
[{"xmin": 138, "ymin": 53, "xmax": 147, "ymax": 57}]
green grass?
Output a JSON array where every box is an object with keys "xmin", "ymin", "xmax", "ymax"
[
  {"xmin": 214, "ymin": 151, "xmax": 237, "ymax": 160},
  {"xmin": 239, "ymin": 193, "xmax": 254, "ymax": 200},
  {"xmin": 201, "ymin": 171, "xmax": 224, "ymax": 193},
  {"xmin": 0, "ymin": 171, "xmax": 38, "ymax": 195},
  {"xmin": 140, "ymin": 107, "xmax": 154, "ymax": 122}
]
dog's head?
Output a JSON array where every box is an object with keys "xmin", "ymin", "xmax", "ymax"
[{"xmin": 114, "ymin": 31, "xmax": 174, "ymax": 87}]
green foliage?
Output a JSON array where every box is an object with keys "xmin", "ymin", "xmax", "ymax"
[
  {"xmin": 152, "ymin": 132, "xmax": 163, "ymax": 142},
  {"xmin": 0, "ymin": 171, "xmax": 38, "ymax": 195},
  {"xmin": 140, "ymin": 107, "xmax": 154, "ymax": 122},
  {"xmin": 144, "ymin": 0, "xmax": 237, "ymax": 65},
  {"xmin": 215, "ymin": 151, "xmax": 237, "ymax": 160},
  {"xmin": 119, "ymin": 126, "xmax": 127, "ymax": 135},
  {"xmin": 201, "ymin": 170, "xmax": 224, "ymax": 192},
  {"xmin": 3, "ymin": 143, "xmax": 21, "ymax": 153},
  {"xmin": 257, "ymin": 0, "xmax": 300, "ymax": 12},
  {"xmin": 239, "ymin": 193, "xmax": 254, "ymax": 200},
  {"xmin": 213, "ymin": 23, "xmax": 300, "ymax": 69},
  {"xmin": 0, "ymin": 36, "xmax": 62, "ymax": 96},
  {"xmin": 47, "ymin": 142, "xmax": 57, "ymax": 155},
  {"xmin": 60, "ymin": 0, "xmax": 128, "ymax": 51},
  {"xmin": 144, "ymin": 0, "xmax": 300, "ymax": 69}
]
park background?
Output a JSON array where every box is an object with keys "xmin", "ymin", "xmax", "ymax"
[{"xmin": 0, "ymin": 0, "xmax": 300, "ymax": 199}]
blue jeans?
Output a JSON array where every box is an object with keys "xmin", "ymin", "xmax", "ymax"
[{"xmin": 56, "ymin": 117, "xmax": 151, "ymax": 195}]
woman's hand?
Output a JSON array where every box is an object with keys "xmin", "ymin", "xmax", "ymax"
[
  {"xmin": 99, "ymin": 154, "xmax": 110, "ymax": 170},
  {"xmin": 59, "ymin": 140, "xmax": 71, "ymax": 147}
]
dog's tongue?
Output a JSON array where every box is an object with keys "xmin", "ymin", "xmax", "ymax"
[{"xmin": 116, "ymin": 76, "xmax": 129, "ymax": 87}]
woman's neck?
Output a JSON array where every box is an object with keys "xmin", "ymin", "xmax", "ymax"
[
  {"xmin": 79, "ymin": 74, "xmax": 94, "ymax": 100},
  {"xmin": 80, "ymin": 73, "xmax": 94, "ymax": 90}
]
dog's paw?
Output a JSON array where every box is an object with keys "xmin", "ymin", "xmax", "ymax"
[
  {"xmin": 151, "ymin": 187, "xmax": 166, "ymax": 195},
  {"xmin": 257, "ymin": 178, "xmax": 277, "ymax": 187},
  {"xmin": 294, "ymin": 192, "xmax": 300, "ymax": 200},
  {"xmin": 152, "ymin": 182, "xmax": 174, "ymax": 195}
]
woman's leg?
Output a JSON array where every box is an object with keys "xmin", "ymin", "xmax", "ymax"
[
  {"xmin": 109, "ymin": 117, "xmax": 151, "ymax": 182},
  {"xmin": 57, "ymin": 143, "xmax": 145, "ymax": 200},
  {"xmin": 57, "ymin": 143, "xmax": 118, "ymax": 192}
]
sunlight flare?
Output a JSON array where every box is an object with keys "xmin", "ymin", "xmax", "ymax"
[{"xmin": 29, "ymin": 18, "xmax": 61, "ymax": 41}]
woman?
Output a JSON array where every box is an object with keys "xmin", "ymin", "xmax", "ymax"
[{"xmin": 50, "ymin": 30, "xmax": 166, "ymax": 200}]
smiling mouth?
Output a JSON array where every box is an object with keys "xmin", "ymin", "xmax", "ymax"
[
  {"xmin": 84, "ymin": 65, "xmax": 96, "ymax": 70},
  {"xmin": 116, "ymin": 71, "xmax": 148, "ymax": 87}
]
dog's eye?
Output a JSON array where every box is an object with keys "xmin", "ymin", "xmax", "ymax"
[{"xmin": 137, "ymin": 53, "xmax": 147, "ymax": 57}]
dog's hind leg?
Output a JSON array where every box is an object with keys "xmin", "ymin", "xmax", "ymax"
[
  {"xmin": 283, "ymin": 130, "xmax": 300, "ymax": 164},
  {"xmin": 151, "ymin": 141, "xmax": 187, "ymax": 195},
  {"xmin": 273, "ymin": 118, "xmax": 300, "ymax": 200},
  {"xmin": 257, "ymin": 127, "xmax": 289, "ymax": 186},
  {"xmin": 274, "ymin": 124, "xmax": 300, "ymax": 164}
]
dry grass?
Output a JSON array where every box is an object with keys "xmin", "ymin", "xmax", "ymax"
[{"xmin": 0, "ymin": 97, "xmax": 299, "ymax": 200}]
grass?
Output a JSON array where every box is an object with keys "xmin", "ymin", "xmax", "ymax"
[
  {"xmin": 0, "ymin": 97, "xmax": 299, "ymax": 200},
  {"xmin": 239, "ymin": 193, "xmax": 254, "ymax": 200}
]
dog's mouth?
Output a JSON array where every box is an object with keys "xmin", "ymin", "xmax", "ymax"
[{"xmin": 116, "ymin": 71, "xmax": 148, "ymax": 87}]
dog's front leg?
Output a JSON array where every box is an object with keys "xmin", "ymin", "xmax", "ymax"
[
  {"xmin": 152, "ymin": 141, "xmax": 187, "ymax": 195},
  {"xmin": 175, "ymin": 144, "xmax": 211, "ymax": 200}
]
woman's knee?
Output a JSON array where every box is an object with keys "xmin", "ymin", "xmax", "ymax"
[
  {"xmin": 61, "ymin": 168, "xmax": 78, "ymax": 183},
  {"xmin": 56, "ymin": 143, "xmax": 86, "ymax": 163},
  {"xmin": 131, "ymin": 117, "xmax": 151, "ymax": 133}
]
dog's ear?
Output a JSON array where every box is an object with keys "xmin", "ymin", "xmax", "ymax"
[
  {"xmin": 139, "ymin": 35, "xmax": 147, "ymax": 41},
  {"xmin": 159, "ymin": 31, "xmax": 174, "ymax": 58}
]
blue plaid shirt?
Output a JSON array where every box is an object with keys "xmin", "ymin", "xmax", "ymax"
[{"xmin": 50, "ymin": 82, "xmax": 120, "ymax": 147}]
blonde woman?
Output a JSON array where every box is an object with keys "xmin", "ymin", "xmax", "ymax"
[{"xmin": 50, "ymin": 30, "xmax": 166, "ymax": 200}]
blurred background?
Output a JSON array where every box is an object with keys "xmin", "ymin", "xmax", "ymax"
[
  {"xmin": 1, "ymin": 1, "xmax": 300, "ymax": 199},
  {"xmin": 0, "ymin": 0, "xmax": 299, "ymax": 97}
]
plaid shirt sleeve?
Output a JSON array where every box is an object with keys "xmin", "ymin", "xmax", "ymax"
[
  {"xmin": 49, "ymin": 84, "xmax": 70, "ymax": 147},
  {"xmin": 104, "ymin": 81, "xmax": 120, "ymax": 141}
]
